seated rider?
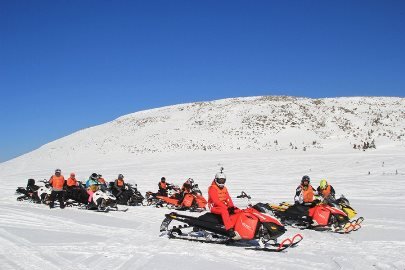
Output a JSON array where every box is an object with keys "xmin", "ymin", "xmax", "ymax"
[
  {"xmin": 66, "ymin": 173, "xmax": 78, "ymax": 189},
  {"xmin": 114, "ymin": 174, "xmax": 126, "ymax": 198},
  {"xmin": 86, "ymin": 173, "xmax": 99, "ymax": 206},
  {"xmin": 317, "ymin": 179, "xmax": 336, "ymax": 202},
  {"xmin": 208, "ymin": 168, "xmax": 240, "ymax": 239},
  {"xmin": 294, "ymin": 175, "xmax": 317, "ymax": 206},
  {"xmin": 158, "ymin": 177, "xmax": 170, "ymax": 196},
  {"xmin": 97, "ymin": 174, "xmax": 107, "ymax": 189},
  {"xmin": 177, "ymin": 179, "xmax": 192, "ymax": 203}
]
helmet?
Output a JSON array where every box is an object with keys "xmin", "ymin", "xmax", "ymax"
[
  {"xmin": 301, "ymin": 175, "xmax": 310, "ymax": 185},
  {"xmin": 161, "ymin": 177, "xmax": 166, "ymax": 182},
  {"xmin": 90, "ymin": 173, "xmax": 98, "ymax": 180},
  {"xmin": 97, "ymin": 174, "xmax": 102, "ymax": 178},
  {"xmin": 187, "ymin": 178, "xmax": 194, "ymax": 185},
  {"xmin": 214, "ymin": 172, "xmax": 226, "ymax": 188},
  {"xmin": 118, "ymin": 174, "xmax": 124, "ymax": 180},
  {"xmin": 70, "ymin": 172, "xmax": 75, "ymax": 177},
  {"xmin": 320, "ymin": 179, "xmax": 328, "ymax": 189},
  {"xmin": 55, "ymin": 169, "xmax": 61, "ymax": 174}
]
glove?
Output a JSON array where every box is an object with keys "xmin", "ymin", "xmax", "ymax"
[{"xmin": 228, "ymin": 206, "xmax": 236, "ymax": 215}]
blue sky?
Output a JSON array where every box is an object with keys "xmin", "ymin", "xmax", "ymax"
[{"xmin": 0, "ymin": 0, "xmax": 404, "ymax": 162}]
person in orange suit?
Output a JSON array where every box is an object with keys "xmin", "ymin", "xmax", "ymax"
[
  {"xmin": 208, "ymin": 168, "xmax": 240, "ymax": 239},
  {"xmin": 49, "ymin": 169, "xmax": 66, "ymax": 209}
]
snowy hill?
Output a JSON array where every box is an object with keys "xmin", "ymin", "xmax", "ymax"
[
  {"xmin": 0, "ymin": 96, "xmax": 404, "ymax": 270},
  {"xmin": 3, "ymin": 96, "xmax": 404, "ymax": 169}
]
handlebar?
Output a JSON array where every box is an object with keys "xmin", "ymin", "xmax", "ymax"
[{"xmin": 236, "ymin": 191, "xmax": 251, "ymax": 199}]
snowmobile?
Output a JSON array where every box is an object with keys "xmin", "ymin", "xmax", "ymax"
[
  {"xmin": 145, "ymin": 184, "xmax": 181, "ymax": 207},
  {"xmin": 328, "ymin": 195, "xmax": 359, "ymax": 219},
  {"xmin": 36, "ymin": 180, "xmax": 52, "ymax": 204},
  {"xmin": 266, "ymin": 196, "xmax": 363, "ymax": 233},
  {"xmin": 15, "ymin": 179, "xmax": 41, "ymax": 203},
  {"xmin": 109, "ymin": 182, "xmax": 144, "ymax": 206},
  {"xmin": 78, "ymin": 185, "xmax": 119, "ymax": 212},
  {"xmin": 124, "ymin": 183, "xmax": 145, "ymax": 206},
  {"xmin": 160, "ymin": 191, "xmax": 303, "ymax": 252},
  {"xmin": 156, "ymin": 183, "xmax": 207, "ymax": 211},
  {"xmin": 65, "ymin": 181, "xmax": 90, "ymax": 205}
]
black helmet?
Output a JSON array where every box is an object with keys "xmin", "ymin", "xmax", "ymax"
[
  {"xmin": 118, "ymin": 174, "xmax": 124, "ymax": 179},
  {"xmin": 301, "ymin": 175, "xmax": 310, "ymax": 185},
  {"xmin": 161, "ymin": 177, "xmax": 166, "ymax": 182},
  {"xmin": 90, "ymin": 173, "xmax": 98, "ymax": 180}
]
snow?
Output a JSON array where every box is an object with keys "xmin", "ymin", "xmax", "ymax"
[{"xmin": 1, "ymin": 96, "xmax": 405, "ymax": 269}]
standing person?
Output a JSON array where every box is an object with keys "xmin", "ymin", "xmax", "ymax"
[
  {"xmin": 208, "ymin": 168, "xmax": 240, "ymax": 239},
  {"xmin": 294, "ymin": 175, "xmax": 316, "ymax": 206},
  {"xmin": 317, "ymin": 179, "xmax": 336, "ymax": 200},
  {"xmin": 49, "ymin": 169, "xmax": 66, "ymax": 209},
  {"xmin": 114, "ymin": 174, "xmax": 126, "ymax": 199}
]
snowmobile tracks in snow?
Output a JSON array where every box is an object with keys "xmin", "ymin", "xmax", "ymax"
[{"xmin": 165, "ymin": 229, "xmax": 303, "ymax": 252}]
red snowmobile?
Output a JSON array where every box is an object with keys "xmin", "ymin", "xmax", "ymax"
[
  {"xmin": 266, "ymin": 197, "xmax": 364, "ymax": 233},
  {"xmin": 160, "ymin": 192, "xmax": 302, "ymax": 252},
  {"xmin": 155, "ymin": 183, "xmax": 207, "ymax": 211}
]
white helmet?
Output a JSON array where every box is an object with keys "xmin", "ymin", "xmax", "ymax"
[{"xmin": 214, "ymin": 167, "xmax": 226, "ymax": 188}]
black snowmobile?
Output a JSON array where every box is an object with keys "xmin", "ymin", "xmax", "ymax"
[
  {"xmin": 160, "ymin": 192, "xmax": 303, "ymax": 252},
  {"xmin": 16, "ymin": 179, "xmax": 41, "ymax": 203}
]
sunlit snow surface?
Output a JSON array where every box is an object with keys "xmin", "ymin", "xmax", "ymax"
[{"xmin": 1, "ymin": 148, "xmax": 404, "ymax": 270}]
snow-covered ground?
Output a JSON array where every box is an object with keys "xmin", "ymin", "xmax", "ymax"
[
  {"xmin": 1, "ymin": 96, "xmax": 404, "ymax": 269},
  {"xmin": 1, "ymin": 148, "xmax": 404, "ymax": 270}
]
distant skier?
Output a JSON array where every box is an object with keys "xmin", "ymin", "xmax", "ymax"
[
  {"xmin": 208, "ymin": 168, "xmax": 240, "ymax": 239},
  {"xmin": 49, "ymin": 169, "xmax": 66, "ymax": 209}
]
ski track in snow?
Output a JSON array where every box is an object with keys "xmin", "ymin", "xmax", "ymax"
[{"xmin": 1, "ymin": 150, "xmax": 405, "ymax": 270}]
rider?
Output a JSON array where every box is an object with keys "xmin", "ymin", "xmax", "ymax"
[
  {"xmin": 294, "ymin": 175, "xmax": 317, "ymax": 206},
  {"xmin": 86, "ymin": 173, "xmax": 99, "ymax": 206},
  {"xmin": 158, "ymin": 177, "xmax": 170, "ymax": 196},
  {"xmin": 317, "ymin": 179, "xmax": 336, "ymax": 201},
  {"xmin": 97, "ymin": 174, "xmax": 107, "ymax": 189},
  {"xmin": 49, "ymin": 169, "xmax": 66, "ymax": 209},
  {"xmin": 114, "ymin": 174, "xmax": 126, "ymax": 199},
  {"xmin": 177, "ymin": 178, "xmax": 193, "ymax": 204},
  {"xmin": 208, "ymin": 168, "xmax": 240, "ymax": 239},
  {"xmin": 66, "ymin": 173, "xmax": 78, "ymax": 189}
]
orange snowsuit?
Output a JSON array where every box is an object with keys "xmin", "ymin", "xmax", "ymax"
[
  {"xmin": 302, "ymin": 184, "xmax": 315, "ymax": 203},
  {"xmin": 67, "ymin": 177, "xmax": 77, "ymax": 187},
  {"xmin": 319, "ymin": 185, "xmax": 331, "ymax": 198},
  {"xmin": 208, "ymin": 181, "xmax": 235, "ymax": 230},
  {"xmin": 50, "ymin": 175, "xmax": 65, "ymax": 191}
]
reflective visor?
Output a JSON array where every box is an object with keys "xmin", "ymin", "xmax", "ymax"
[{"xmin": 216, "ymin": 178, "xmax": 226, "ymax": 185}]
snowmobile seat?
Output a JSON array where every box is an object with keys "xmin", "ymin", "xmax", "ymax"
[{"xmin": 198, "ymin": 213, "xmax": 223, "ymax": 224}]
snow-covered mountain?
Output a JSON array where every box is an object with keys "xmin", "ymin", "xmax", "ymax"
[{"xmin": 5, "ymin": 96, "xmax": 405, "ymax": 167}]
